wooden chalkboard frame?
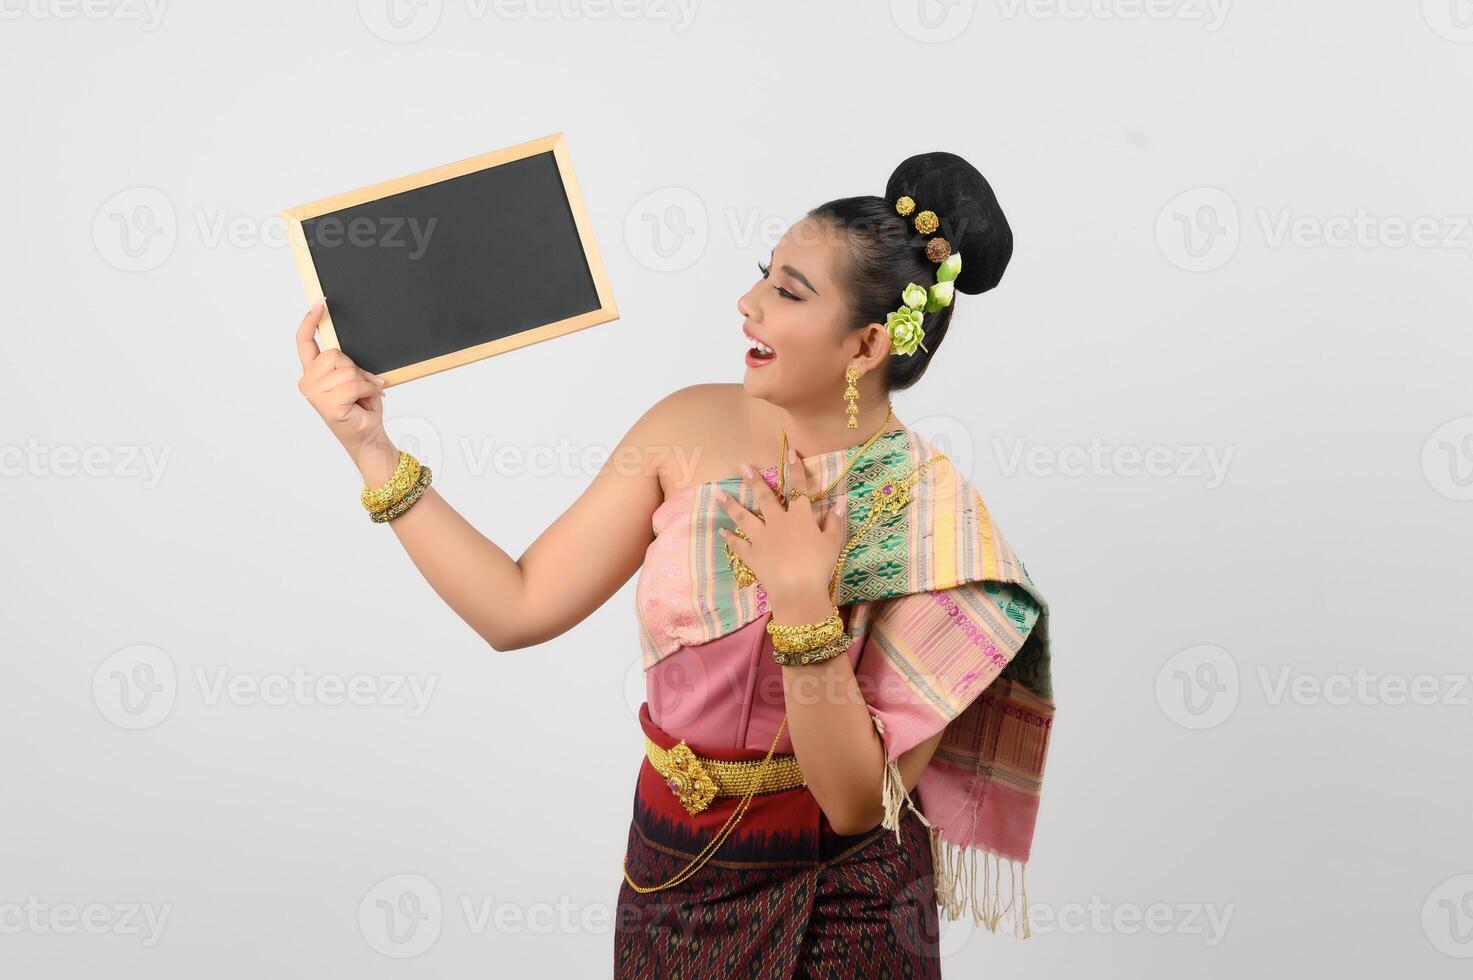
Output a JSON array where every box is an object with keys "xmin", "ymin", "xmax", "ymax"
[{"xmin": 282, "ymin": 132, "xmax": 617, "ymax": 386}]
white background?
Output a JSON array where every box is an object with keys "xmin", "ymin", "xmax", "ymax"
[{"xmin": 3, "ymin": 1, "xmax": 1471, "ymax": 976}]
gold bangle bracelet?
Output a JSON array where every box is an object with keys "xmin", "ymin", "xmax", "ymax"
[
  {"xmin": 766, "ymin": 606, "xmax": 843, "ymax": 653},
  {"xmin": 360, "ymin": 451, "xmax": 421, "ymax": 512},
  {"xmin": 772, "ymin": 631, "xmax": 852, "ymax": 667},
  {"xmin": 766, "ymin": 605, "xmax": 840, "ymax": 638},
  {"xmin": 369, "ymin": 464, "xmax": 433, "ymax": 523},
  {"xmin": 770, "ymin": 622, "xmax": 844, "ymax": 654}
]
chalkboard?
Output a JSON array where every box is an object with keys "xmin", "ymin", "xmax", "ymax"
[{"xmin": 283, "ymin": 133, "xmax": 617, "ymax": 385}]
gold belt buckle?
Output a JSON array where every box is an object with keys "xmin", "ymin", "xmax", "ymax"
[{"xmin": 661, "ymin": 741, "xmax": 718, "ymax": 816}]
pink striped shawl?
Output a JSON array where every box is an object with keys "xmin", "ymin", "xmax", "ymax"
[{"xmin": 633, "ymin": 426, "xmax": 1053, "ymax": 936}]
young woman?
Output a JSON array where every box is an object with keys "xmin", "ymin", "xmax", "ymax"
[{"xmin": 294, "ymin": 151, "xmax": 1053, "ymax": 977}]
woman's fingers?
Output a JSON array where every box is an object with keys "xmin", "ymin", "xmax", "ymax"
[
  {"xmin": 296, "ymin": 305, "xmax": 384, "ymax": 390},
  {"xmin": 342, "ymin": 379, "xmax": 382, "ymax": 407},
  {"xmin": 719, "ymin": 523, "xmax": 753, "ymax": 561},
  {"xmin": 295, "ymin": 299, "xmax": 325, "ymax": 370},
  {"xmin": 292, "ymin": 301, "xmax": 393, "ymax": 462},
  {"xmin": 326, "ymin": 378, "xmax": 382, "ymax": 419},
  {"xmin": 820, "ymin": 492, "xmax": 848, "ymax": 540},
  {"xmin": 742, "ymin": 463, "xmax": 784, "ymax": 514},
  {"xmin": 359, "ymin": 368, "xmax": 387, "ymax": 395},
  {"xmin": 315, "ymin": 364, "xmax": 368, "ymax": 395},
  {"xmin": 781, "ymin": 448, "xmax": 816, "ymax": 518},
  {"xmin": 303, "ymin": 347, "xmax": 343, "ymax": 385},
  {"xmin": 337, "ymin": 379, "xmax": 382, "ymax": 407},
  {"xmin": 714, "ymin": 488, "xmax": 761, "ymax": 536}
]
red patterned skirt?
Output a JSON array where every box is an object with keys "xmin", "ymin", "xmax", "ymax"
[{"xmin": 615, "ymin": 703, "xmax": 942, "ymax": 979}]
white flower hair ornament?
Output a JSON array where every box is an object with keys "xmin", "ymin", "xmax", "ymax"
[{"xmin": 885, "ymin": 250, "xmax": 962, "ymax": 357}]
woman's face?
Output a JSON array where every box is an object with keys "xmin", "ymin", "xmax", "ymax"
[{"xmin": 736, "ymin": 216, "xmax": 884, "ymax": 407}]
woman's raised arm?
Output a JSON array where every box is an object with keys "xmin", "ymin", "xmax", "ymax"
[{"xmin": 295, "ymin": 300, "xmax": 675, "ymax": 651}]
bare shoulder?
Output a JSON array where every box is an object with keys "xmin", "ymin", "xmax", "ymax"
[
  {"xmin": 645, "ymin": 381, "xmax": 743, "ymax": 416},
  {"xmin": 635, "ymin": 384, "xmax": 753, "ymax": 498}
]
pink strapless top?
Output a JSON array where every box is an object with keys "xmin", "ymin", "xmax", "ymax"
[{"xmin": 644, "ymin": 614, "xmax": 867, "ymax": 755}]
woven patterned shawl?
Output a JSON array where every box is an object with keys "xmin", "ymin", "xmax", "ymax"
[{"xmin": 634, "ymin": 427, "xmax": 1054, "ymax": 936}]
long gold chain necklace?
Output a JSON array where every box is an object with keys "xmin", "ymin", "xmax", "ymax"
[
  {"xmin": 622, "ymin": 715, "xmax": 789, "ymax": 893},
  {"xmin": 777, "ymin": 401, "xmax": 895, "ymax": 505}
]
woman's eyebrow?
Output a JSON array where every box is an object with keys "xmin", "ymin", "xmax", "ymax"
[{"xmin": 780, "ymin": 265, "xmax": 820, "ymax": 296}]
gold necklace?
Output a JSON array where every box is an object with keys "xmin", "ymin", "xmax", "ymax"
[{"xmin": 778, "ymin": 402, "xmax": 896, "ymax": 505}]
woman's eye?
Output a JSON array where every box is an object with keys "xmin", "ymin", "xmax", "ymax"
[{"xmin": 756, "ymin": 260, "xmax": 800, "ymax": 300}]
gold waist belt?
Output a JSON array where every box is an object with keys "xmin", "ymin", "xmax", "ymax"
[{"xmin": 645, "ymin": 737, "xmax": 807, "ymax": 816}]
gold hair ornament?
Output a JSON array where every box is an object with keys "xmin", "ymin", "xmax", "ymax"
[{"xmin": 885, "ymin": 195, "xmax": 964, "ymax": 357}]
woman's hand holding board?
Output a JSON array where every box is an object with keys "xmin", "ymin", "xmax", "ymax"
[{"xmin": 295, "ymin": 299, "xmax": 398, "ymax": 483}]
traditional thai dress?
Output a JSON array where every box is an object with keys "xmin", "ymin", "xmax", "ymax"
[{"xmin": 615, "ymin": 426, "xmax": 1054, "ymax": 978}]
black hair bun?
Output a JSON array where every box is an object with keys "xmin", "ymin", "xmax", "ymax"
[{"xmin": 884, "ymin": 151, "xmax": 1012, "ymax": 295}]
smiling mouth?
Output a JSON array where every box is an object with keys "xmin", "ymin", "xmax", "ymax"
[{"xmin": 745, "ymin": 334, "xmax": 776, "ymax": 361}]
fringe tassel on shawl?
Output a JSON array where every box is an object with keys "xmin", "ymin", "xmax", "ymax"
[{"xmin": 870, "ymin": 711, "xmax": 1031, "ymax": 938}]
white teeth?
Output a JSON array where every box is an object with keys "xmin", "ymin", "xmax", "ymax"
[{"xmin": 746, "ymin": 336, "xmax": 775, "ymax": 355}]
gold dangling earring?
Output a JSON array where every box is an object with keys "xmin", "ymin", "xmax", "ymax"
[{"xmin": 843, "ymin": 364, "xmax": 860, "ymax": 429}]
